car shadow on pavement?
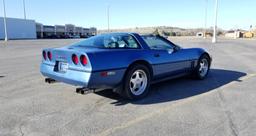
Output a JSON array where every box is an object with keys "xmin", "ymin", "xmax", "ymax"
[{"xmin": 94, "ymin": 69, "xmax": 246, "ymax": 106}]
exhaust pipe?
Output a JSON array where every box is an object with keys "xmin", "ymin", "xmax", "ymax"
[
  {"xmin": 76, "ymin": 88, "xmax": 95, "ymax": 95},
  {"xmin": 45, "ymin": 78, "xmax": 57, "ymax": 84}
]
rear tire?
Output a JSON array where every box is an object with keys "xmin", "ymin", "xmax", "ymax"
[
  {"xmin": 121, "ymin": 64, "xmax": 151, "ymax": 100},
  {"xmin": 193, "ymin": 54, "xmax": 210, "ymax": 80}
]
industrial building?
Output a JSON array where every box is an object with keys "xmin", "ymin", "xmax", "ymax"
[
  {"xmin": 55, "ymin": 25, "xmax": 65, "ymax": 38},
  {"xmin": 224, "ymin": 30, "xmax": 255, "ymax": 39},
  {"xmin": 1, "ymin": 17, "xmax": 97, "ymax": 40},
  {"xmin": 65, "ymin": 24, "xmax": 75, "ymax": 37},
  {"xmin": 0, "ymin": 17, "xmax": 37, "ymax": 40},
  {"xmin": 37, "ymin": 24, "xmax": 97, "ymax": 39},
  {"xmin": 36, "ymin": 23, "xmax": 43, "ymax": 38},
  {"xmin": 89, "ymin": 27, "xmax": 97, "ymax": 36},
  {"xmin": 75, "ymin": 26, "xmax": 83, "ymax": 36},
  {"xmin": 225, "ymin": 30, "xmax": 242, "ymax": 38},
  {"xmin": 43, "ymin": 25, "xmax": 55, "ymax": 38}
]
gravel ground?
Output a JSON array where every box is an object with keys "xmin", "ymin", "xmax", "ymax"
[{"xmin": 0, "ymin": 37, "xmax": 256, "ymax": 136}]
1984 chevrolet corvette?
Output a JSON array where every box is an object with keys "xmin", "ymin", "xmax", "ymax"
[{"xmin": 40, "ymin": 33, "xmax": 211, "ymax": 99}]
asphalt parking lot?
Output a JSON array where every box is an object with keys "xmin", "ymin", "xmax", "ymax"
[{"xmin": 0, "ymin": 37, "xmax": 256, "ymax": 136}]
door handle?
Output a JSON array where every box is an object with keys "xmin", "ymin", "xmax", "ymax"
[{"xmin": 154, "ymin": 53, "xmax": 160, "ymax": 57}]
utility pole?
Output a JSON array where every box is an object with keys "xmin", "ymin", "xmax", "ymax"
[
  {"xmin": 2, "ymin": 0, "xmax": 8, "ymax": 41},
  {"xmin": 22, "ymin": 0, "xmax": 27, "ymax": 19},
  {"xmin": 212, "ymin": 0, "xmax": 219, "ymax": 43},
  {"xmin": 204, "ymin": 0, "xmax": 208, "ymax": 39},
  {"xmin": 107, "ymin": 5, "xmax": 110, "ymax": 32}
]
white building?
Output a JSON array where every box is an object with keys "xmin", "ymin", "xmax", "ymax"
[
  {"xmin": 0, "ymin": 17, "xmax": 97, "ymax": 39},
  {"xmin": 0, "ymin": 17, "xmax": 36, "ymax": 40},
  {"xmin": 225, "ymin": 30, "xmax": 243, "ymax": 39}
]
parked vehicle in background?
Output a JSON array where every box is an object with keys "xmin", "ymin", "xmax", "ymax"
[{"xmin": 72, "ymin": 35, "xmax": 81, "ymax": 39}]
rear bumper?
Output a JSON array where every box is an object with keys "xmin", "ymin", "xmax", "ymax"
[{"xmin": 40, "ymin": 63, "xmax": 91, "ymax": 87}]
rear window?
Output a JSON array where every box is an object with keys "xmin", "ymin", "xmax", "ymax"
[{"xmin": 72, "ymin": 34, "xmax": 140, "ymax": 49}]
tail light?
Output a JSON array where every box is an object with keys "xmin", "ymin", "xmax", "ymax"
[
  {"xmin": 80, "ymin": 55, "xmax": 87, "ymax": 65},
  {"xmin": 42, "ymin": 51, "xmax": 46, "ymax": 60},
  {"xmin": 47, "ymin": 51, "xmax": 52, "ymax": 61},
  {"xmin": 72, "ymin": 54, "xmax": 79, "ymax": 65}
]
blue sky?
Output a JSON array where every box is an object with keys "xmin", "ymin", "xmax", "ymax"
[{"xmin": 0, "ymin": 0, "xmax": 255, "ymax": 30}]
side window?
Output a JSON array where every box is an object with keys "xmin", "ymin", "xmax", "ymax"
[
  {"xmin": 103, "ymin": 35, "xmax": 139, "ymax": 49},
  {"xmin": 122, "ymin": 35, "xmax": 139, "ymax": 48},
  {"xmin": 143, "ymin": 36, "xmax": 174, "ymax": 50}
]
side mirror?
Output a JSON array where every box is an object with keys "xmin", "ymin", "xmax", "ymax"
[
  {"xmin": 174, "ymin": 46, "xmax": 180, "ymax": 51},
  {"xmin": 167, "ymin": 48, "xmax": 174, "ymax": 54},
  {"xmin": 168, "ymin": 46, "xmax": 180, "ymax": 54}
]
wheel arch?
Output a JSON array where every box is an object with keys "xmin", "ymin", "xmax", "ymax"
[
  {"xmin": 200, "ymin": 52, "xmax": 212, "ymax": 67},
  {"xmin": 113, "ymin": 60, "xmax": 153, "ymax": 95},
  {"xmin": 126, "ymin": 60, "xmax": 153, "ymax": 79}
]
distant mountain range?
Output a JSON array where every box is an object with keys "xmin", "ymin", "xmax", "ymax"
[{"xmin": 98, "ymin": 26, "xmax": 225, "ymax": 36}]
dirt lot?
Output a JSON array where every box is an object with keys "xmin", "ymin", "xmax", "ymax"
[{"xmin": 0, "ymin": 37, "xmax": 256, "ymax": 136}]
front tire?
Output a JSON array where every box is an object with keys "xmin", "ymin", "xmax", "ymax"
[
  {"xmin": 193, "ymin": 54, "xmax": 210, "ymax": 79},
  {"xmin": 121, "ymin": 64, "xmax": 151, "ymax": 100}
]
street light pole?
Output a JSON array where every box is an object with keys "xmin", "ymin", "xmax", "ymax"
[
  {"xmin": 22, "ymin": 0, "xmax": 27, "ymax": 19},
  {"xmin": 2, "ymin": 0, "xmax": 8, "ymax": 41},
  {"xmin": 204, "ymin": 0, "xmax": 208, "ymax": 39},
  {"xmin": 212, "ymin": 0, "xmax": 219, "ymax": 43},
  {"xmin": 107, "ymin": 5, "xmax": 110, "ymax": 32}
]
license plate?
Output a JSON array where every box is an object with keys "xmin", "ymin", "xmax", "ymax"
[{"xmin": 58, "ymin": 62, "xmax": 68, "ymax": 72}]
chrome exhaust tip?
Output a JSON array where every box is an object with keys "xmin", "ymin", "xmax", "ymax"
[
  {"xmin": 45, "ymin": 78, "xmax": 56, "ymax": 84},
  {"xmin": 76, "ymin": 88, "xmax": 95, "ymax": 95}
]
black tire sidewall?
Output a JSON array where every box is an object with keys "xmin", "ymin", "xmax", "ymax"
[{"xmin": 123, "ymin": 64, "xmax": 151, "ymax": 100}]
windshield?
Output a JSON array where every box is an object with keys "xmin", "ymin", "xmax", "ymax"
[{"xmin": 72, "ymin": 33, "xmax": 140, "ymax": 49}]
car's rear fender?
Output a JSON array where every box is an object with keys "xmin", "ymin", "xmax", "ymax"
[
  {"xmin": 86, "ymin": 49, "xmax": 153, "ymax": 88},
  {"xmin": 87, "ymin": 68, "xmax": 127, "ymax": 89}
]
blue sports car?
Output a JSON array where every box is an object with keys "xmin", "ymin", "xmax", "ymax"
[{"xmin": 40, "ymin": 33, "xmax": 211, "ymax": 99}]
